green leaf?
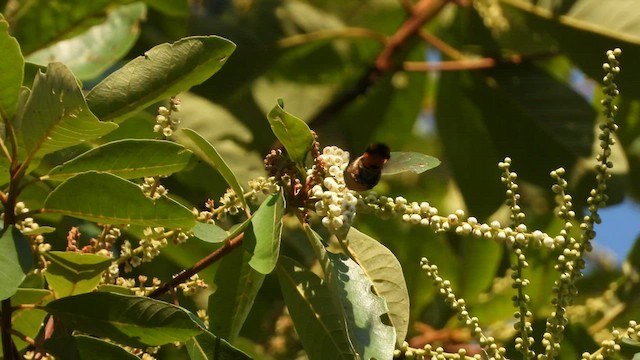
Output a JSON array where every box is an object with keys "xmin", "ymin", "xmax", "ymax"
[
  {"xmin": 191, "ymin": 222, "xmax": 229, "ymax": 243},
  {"xmin": 276, "ymin": 256, "xmax": 357, "ymax": 360},
  {"xmin": 266, "ymin": 99, "xmax": 314, "ymax": 167},
  {"xmin": 43, "ymin": 251, "xmax": 112, "ymax": 297},
  {"xmin": 208, "ymin": 249, "xmax": 265, "ymax": 341},
  {"xmin": 347, "ymin": 228, "xmax": 409, "ymax": 346},
  {"xmin": 44, "ymin": 292, "xmax": 204, "ymax": 347},
  {"xmin": 10, "ymin": 289, "xmax": 54, "ymax": 352},
  {"xmin": 327, "ymin": 252, "xmax": 395, "ymax": 359},
  {"xmin": 382, "ymin": 152, "xmax": 441, "ymax": 176},
  {"xmin": 44, "ymin": 171, "xmax": 196, "ymax": 229},
  {"xmin": 21, "ymin": 226, "xmax": 56, "ymax": 236},
  {"xmin": 25, "ymin": 3, "xmax": 146, "ymax": 80},
  {"xmin": 145, "ymin": 0, "xmax": 189, "ymax": 16},
  {"xmin": 246, "ymin": 191, "xmax": 284, "ymax": 274},
  {"xmin": 0, "ymin": 226, "xmax": 35, "ymax": 300},
  {"xmin": 181, "ymin": 128, "xmax": 248, "ymax": 208},
  {"xmin": 43, "ymin": 335, "xmax": 139, "ymax": 360},
  {"xmin": 86, "ymin": 36, "xmax": 236, "ymax": 122},
  {"xmin": 46, "ymin": 139, "xmax": 193, "ymax": 181},
  {"xmin": 186, "ymin": 330, "xmax": 253, "ymax": 360},
  {"xmin": 15, "ymin": 62, "xmax": 118, "ymax": 160},
  {"xmin": 0, "ymin": 14, "xmax": 24, "ymax": 119}
]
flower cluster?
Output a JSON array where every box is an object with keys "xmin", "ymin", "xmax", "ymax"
[
  {"xmin": 177, "ymin": 274, "xmax": 208, "ymax": 295},
  {"xmin": 310, "ymin": 146, "xmax": 358, "ymax": 237},
  {"xmin": 153, "ymin": 97, "xmax": 181, "ymax": 137},
  {"xmin": 248, "ymin": 176, "xmax": 281, "ymax": 202},
  {"xmin": 119, "ymin": 227, "xmax": 169, "ymax": 272},
  {"xmin": 141, "ymin": 177, "xmax": 167, "ymax": 200}
]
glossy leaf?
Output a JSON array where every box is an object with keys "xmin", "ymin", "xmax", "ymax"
[
  {"xmin": 186, "ymin": 330, "xmax": 253, "ymax": 360},
  {"xmin": 10, "ymin": 289, "xmax": 53, "ymax": 352},
  {"xmin": 44, "ymin": 292, "xmax": 203, "ymax": 347},
  {"xmin": 247, "ymin": 191, "xmax": 284, "ymax": 274},
  {"xmin": 181, "ymin": 128, "xmax": 247, "ymax": 209},
  {"xmin": 25, "ymin": 3, "xmax": 146, "ymax": 80},
  {"xmin": 0, "ymin": 13, "xmax": 24, "ymax": 119},
  {"xmin": 0, "ymin": 226, "xmax": 35, "ymax": 300},
  {"xmin": 382, "ymin": 152, "xmax": 441, "ymax": 176},
  {"xmin": 15, "ymin": 62, "xmax": 118, "ymax": 160},
  {"xmin": 328, "ymin": 252, "xmax": 396, "ymax": 359},
  {"xmin": 44, "ymin": 171, "xmax": 196, "ymax": 229},
  {"xmin": 277, "ymin": 256, "xmax": 358, "ymax": 360},
  {"xmin": 347, "ymin": 228, "xmax": 409, "ymax": 346},
  {"xmin": 191, "ymin": 222, "xmax": 229, "ymax": 243},
  {"xmin": 43, "ymin": 335, "xmax": 139, "ymax": 360},
  {"xmin": 266, "ymin": 99, "xmax": 315, "ymax": 167},
  {"xmin": 208, "ymin": 249, "xmax": 265, "ymax": 341},
  {"xmin": 47, "ymin": 139, "xmax": 193, "ymax": 181},
  {"xmin": 43, "ymin": 251, "xmax": 112, "ymax": 297},
  {"xmin": 86, "ymin": 36, "xmax": 236, "ymax": 122}
]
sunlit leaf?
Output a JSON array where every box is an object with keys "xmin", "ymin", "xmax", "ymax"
[
  {"xmin": 44, "ymin": 292, "xmax": 204, "ymax": 347},
  {"xmin": 25, "ymin": 3, "xmax": 146, "ymax": 80},
  {"xmin": 15, "ymin": 62, "xmax": 118, "ymax": 160},
  {"xmin": 382, "ymin": 152, "xmax": 441, "ymax": 175},
  {"xmin": 191, "ymin": 222, "xmax": 229, "ymax": 243},
  {"xmin": 347, "ymin": 228, "xmax": 409, "ymax": 346},
  {"xmin": 246, "ymin": 191, "xmax": 284, "ymax": 274},
  {"xmin": 86, "ymin": 36, "xmax": 236, "ymax": 122},
  {"xmin": 44, "ymin": 335, "xmax": 139, "ymax": 360},
  {"xmin": 43, "ymin": 251, "xmax": 112, "ymax": 297},
  {"xmin": 266, "ymin": 99, "xmax": 314, "ymax": 167},
  {"xmin": 47, "ymin": 139, "xmax": 193, "ymax": 181},
  {"xmin": 0, "ymin": 13, "xmax": 24, "ymax": 119},
  {"xmin": 44, "ymin": 171, "xmax": 196, "ymax": 229},
  {"xmin": 0, "ymin": 226, "xmax": 35, "ymax": 300}
]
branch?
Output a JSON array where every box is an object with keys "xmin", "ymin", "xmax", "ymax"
[{"xmin": 148, "ymin": 233, "xmax": 245, "ymax": 299}]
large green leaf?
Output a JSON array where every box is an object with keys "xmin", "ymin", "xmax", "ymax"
[
  {"xmin": 185, "ymin": 330, "xmax": 253, "ymax": 360},
  {"xmin": 327, "ymin": 252, "xmax": 396, "ymax": 359},
  {"xmin": 383, "ymin": 152, "xmax": 441, "ymax": 176},
  {"xmin": 208, "ymin": 249, "xmax": 265, "ymax": 342},
  {"xmin": 43, "ymin": 251, "xmax": 112, "ymax": 297},
  {"xmin": 86, "ymin": 36, "xmax": 236, "ymax": 122},
  {"xmin": 0, "ymin": 226, "xmax": 35, "ymax": 300},
  {"xmin": 5, "ymin": 0, "xmax": 113, "ymax": 55},
  {"xmin": 191, "ymin": 222, "xmax": 230, "ymax": 243},
  {"xmin": 46, "ymin": 139, "xmax": 193, "ymax": 181},
  {"xmin": 25, "ymin": 3, "xmax": 146, "ymax": 80},
  {"xmin": 181, "ymin": 128, "xmax": 247, "ymax": 209},
  {"xmin": 246, "ymin": 191, "xmax": 284, "ymax": 274},
  {"xmin": 43, "ymin": 335, "xmax": 139, "ymax": 360},
  {"xmin": 347, "ymin": 228, "xmax": 409, "ymax": 346},
  {"xmin": 44, "ymin": 292, "xmax": 204, "ymax": 347},
  {"xmin": 44, "ymin": 171, "xmax": 196, "ymax": 229},
  {"xmin": 10, "ymin": 289, "xmax": 54, "ymax": 352},
  {"xmin": 276, "ymin": 256, "xmax": 358, "ymax": 360},
  {"xmin": 0, "ymin": 13, "xmax": 23, "ymax": 119},
  {"xmin": 266, "ymin": 99, "xmax": 315, "ymax": 167},
  {"xmin": 15, "ymin": 62, "xmax": 118, "ymax": 160}
]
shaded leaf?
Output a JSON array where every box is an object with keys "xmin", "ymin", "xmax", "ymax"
[
  {"xmin": 44, "ymin": 171, "xmax": 196, "ymax": 229},
  {"xmin": 327, "ymin": 252, "xmax": 396, "ymax": 359},
  {"xmin": 186, "ymin": 330, "xmax": 253, "ymax": 360},
  {"xmin": 192, "ymin": 222, "xmax": 229, "ymax": 243},
  {"xmin": 208, "ymin": 249, "xmax": 265, "ymax": 341},
  {"xmin": 86, "ymin": 36, "xmax": 236, "ymax": 122},
  {"xmin": 247, "ymin": 191, "xmax": 284, "ymax": 274},
  {"xmin": 25, "ymin": 3, "xmax": 146, "ymax": 80},
  {"xmin": 276, "ymin": 256, "xmax": 357, "ymax": 360},
  {"xmin": 43, "ymin": 335, "xmax": 139, "ymax": 360},
  {"xmin": 0, "ymin": 226, "xmax": 35, "ymax": 300},
  {"xmin": 382, "ymin": 152, "xmax": 441, "ymax": 176},
  {"xmin": 43, "ymin": 251, "xmax": 112, "ymax": 297},
  {"xmin": 145, "ymin": 0, "xmax": 189, "ymax": 17},
  {"xmin": 347, "ymin": 228, "xmax": 409, "ymax": 346},
  {"xmin": 0, "ymin": 13, "xmax": 24, "ymax": 119},
  {"xmin": 47, "ymin": 139, "xmax": 193, "ymax": 181},
  {"xmin": 44, "ymin": 292, "xmax": 203, "ymax": 347},
  {"xmin": 10, "ymin": 289, "xmax": 53, "ymax": 352},
  {"xmin": 266, "ymin": 99, "xmax": 314, "ymax": 167},
  {"xmin": 15, "ymin": 62, "xmax": 118, "ymax": 160},
  {"xmin": 181, "ymin": 128, "xmax": 247, "ymax": 209}
]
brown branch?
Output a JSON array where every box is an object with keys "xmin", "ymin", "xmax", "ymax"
[{"xmin": 148, "ymin": 233, "xmax": 245, "ymax": 299}]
